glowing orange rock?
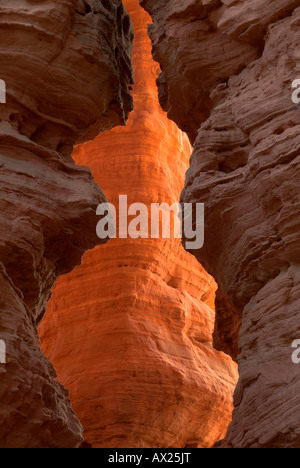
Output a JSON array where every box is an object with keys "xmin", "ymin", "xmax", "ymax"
[{"xmin": 40, "ymin": 0, "xmax": 237, "ymax": 448}]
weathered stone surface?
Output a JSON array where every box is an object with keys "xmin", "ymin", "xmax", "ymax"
[
  {"xmin": 142, "ymin": 0, "xmax": 300, "ymax": 448},
  {"xmin": 40, "ymin": 0, "xmax": 238, "ymax": 449},
  {"xmin": 0, "ymin": 0, "xmax": 133, "ymax": 448},
  {"xmin": 213, "ymin": 288, "xmax": 240, "ymax": 362}
]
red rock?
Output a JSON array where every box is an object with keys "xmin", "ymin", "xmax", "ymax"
[
  {"xmin": 142, "ymin": 0, "xmax": 300, "ymax": 448},
  {"xmin": 213, "ymin": 289, "xmax": 241, "ymax": 362},
  {"xmin": 0, "ymin": 0, "xmax": 134, "ymax": 448},
  {"xmin": 40, "ymin": 0, "xmax": 238, "ymax": 449}
]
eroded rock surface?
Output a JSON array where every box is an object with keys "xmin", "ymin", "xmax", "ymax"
[
  {"xmin": 0, "ymin": 0, "xmax": 133, "ymax": 448},
  {"xmin": 213, "ymin": 288, "xmax": 240, "ymax": 362},
  {"xmin": 142, "ymin": 0, "xmax": 300, "ymax": 448},
  {"xmin": 40, "ymin": 0, "xmax": 238, "ymax": 448}
]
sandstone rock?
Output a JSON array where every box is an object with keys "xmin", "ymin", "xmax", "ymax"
[
  {"xmin": 0, "ymin": 0, "xmax": 133, "ymax": 448},
  {"xmin": 213, "ymin": 288, "xmax": 240, "ymax": 362},
  {"xmin": 40, "ymin": 0, "xmax": 238, "ymax": 448},
  {"xmin": 142, "ymin": 0, "xmax": 300, "ymax": 448}
]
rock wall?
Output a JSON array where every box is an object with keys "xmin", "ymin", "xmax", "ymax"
[
  {"xmin": 39, "ymin": 0, "xmax": 238, "ymax": 448},
  {"xmin": 0, "ymin": 0, "xmax": 133, "ymax": 448},
  {"xmin": 141, "ymin": 0, "xmax": 300, "ymax": 448}
]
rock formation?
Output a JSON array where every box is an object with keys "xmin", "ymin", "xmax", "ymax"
[
  {"xmin": 0, "ymin": 0, "xmax": 133, "ymax": 448},
  {"xmin": 141, "ymin": 0, "xmax": 300, "ymax": 448},
  {"xmin": 40, "ymin": 0, "xmax": 238, "ymax": 448}
]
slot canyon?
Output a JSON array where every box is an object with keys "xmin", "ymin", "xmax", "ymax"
[{"xmin": 0, "ymin": 0, "xmax": 300, "ymax": 450}]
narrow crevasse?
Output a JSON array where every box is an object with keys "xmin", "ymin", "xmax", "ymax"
[{"xmin": 39, "ymin": 0, "xmax": 237, "ymax": 449}]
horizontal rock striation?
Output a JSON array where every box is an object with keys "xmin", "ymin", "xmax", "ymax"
[
  {"xmin": 142, "ymin": 0, "xmax": 300, "ymax": 448},
  {"xmin": 0, "ymin": 0, "xmax": 133, "ymax": 448},
  {"xmin": 40, "ymin": 0, "xmax": 238, "ymax": 449}
]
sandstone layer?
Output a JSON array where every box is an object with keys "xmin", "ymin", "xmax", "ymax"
[
  {"xmin": 40, "ymin": 0, "xmax": 238, "ymax": 448},
  {"xmin": 0, "ymin": 0, "xmax": 133, "ymax": 448},
  {"xmin": 141, "ymin": 0, "xmax": 300, "ymax": 448}
]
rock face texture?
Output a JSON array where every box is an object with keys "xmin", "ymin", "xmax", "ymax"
[
  {"xmin": 0, "ymin": 0, "xmax": 133, "ymax": 448},
  {"xmin": 40, "ymin": 0, "xmax": 238, "ymax": 449},
  {"xmin": 141, "ymin": 0, "xmax": 300, "ymax": 448},
  {"xmin": 213, "ymin": 288, "xmax": 240, "ymax": 362}
]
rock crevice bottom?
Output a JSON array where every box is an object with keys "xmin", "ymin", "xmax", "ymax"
[
  {"xmin": 0, "ymin": 0, "xmax": 134, "ymax": 448},
  {"xmin": 141, "ymin": 0, "xmax": 300, "ymax": 448}
]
